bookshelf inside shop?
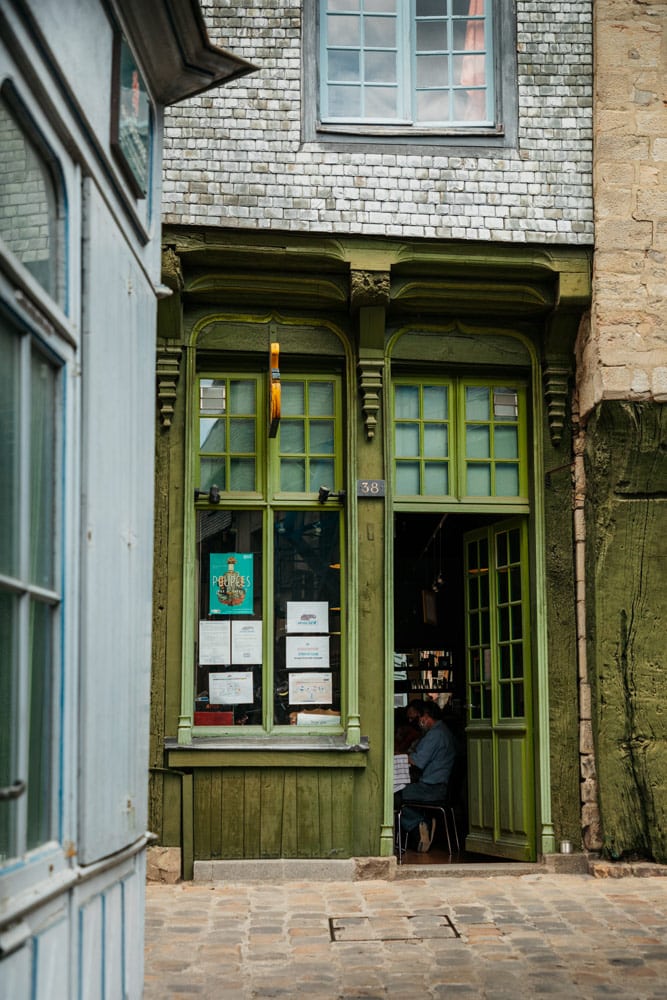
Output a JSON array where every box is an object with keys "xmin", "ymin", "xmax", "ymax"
[{"xmin": 394, "ymin": 649, "xmax": 460, "ymax": 712}]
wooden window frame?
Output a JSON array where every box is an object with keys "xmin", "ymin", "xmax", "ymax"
[
  {"xmin": 190, "ymin": 369, "xmax": 346, "ymax": 735},
  {"xmin": 304, "ymin": 0, "xmax": 518, "ymax": 148},
  {"xmin": 392, "ymin": 375, "xmax": 529, "ymax": 504}
]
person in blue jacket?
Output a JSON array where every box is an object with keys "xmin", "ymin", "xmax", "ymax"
[{"xmin": 395, "ymin": 699, "xmax": 456, "ymax": 852}]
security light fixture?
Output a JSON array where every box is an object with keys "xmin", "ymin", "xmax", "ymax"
[
  {"xmin": 318, "ymin": 485, "xmax": 346, "ymax": 504},
  {"xmin": 194, "ymin": 484, "xmax": 221, "ymax": 504}
]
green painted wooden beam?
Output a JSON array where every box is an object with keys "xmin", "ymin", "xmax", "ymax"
[{"xmin": 167, "ymin": 750, "xmax": 369, "ymax": 768}]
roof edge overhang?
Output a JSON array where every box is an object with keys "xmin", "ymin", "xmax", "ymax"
[
  {"xmin": 162, "ymin": 225, "xmax": 593, "ymax": 318},
  {"xmin": 114, "ymin": 0, "xmax": 257, "ymax": 106}
]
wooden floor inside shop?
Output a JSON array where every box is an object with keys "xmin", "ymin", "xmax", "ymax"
[
  {"xmin": 399, "ymin": 845, "xmax": 465, "ymax": 865},
  {"xmin": 396, "ymin": 844, "xmax": 521, "ymax": 868},
  {"xmin": 397, "ymin": 845, "xmax": 510, "ymax": 865},
  {"xmin": 395, "ymin": 822, "xmax": 520, "ymax": 866}
]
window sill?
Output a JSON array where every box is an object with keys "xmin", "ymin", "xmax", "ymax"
[
  {"xmin": 318, "ymin": 122, "xmax": 503, "ymax": 138},
  {"xmin": 309, "ymin": 122, "xmax": 511, "ymax": 150},
  {"xmin": 165, "ymin": 734, "xmax": 369, "ymax": 768}
]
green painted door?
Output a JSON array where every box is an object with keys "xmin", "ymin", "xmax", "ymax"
[{"xmin": 464, "ymin": 519, "xmax": 535, "ymax": 861}]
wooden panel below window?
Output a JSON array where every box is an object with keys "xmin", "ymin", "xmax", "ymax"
[{"xmin": 193, "ymin": 767, "xmax": 357, "ymax": 860}]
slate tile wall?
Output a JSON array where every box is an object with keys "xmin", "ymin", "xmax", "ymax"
[{"xmin": 163, "ymin": 1, "xmax": 593, "ymax": 245}]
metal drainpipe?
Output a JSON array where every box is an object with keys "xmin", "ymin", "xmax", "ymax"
[{"xmin": 572, "ymin": 391, "xmax": 603, "ymax": 852}]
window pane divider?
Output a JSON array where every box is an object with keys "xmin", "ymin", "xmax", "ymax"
[
  {"xmin": 178, "ymin": 345, "xmax": 198, "ymax": 745},
  {"xmin": 262, "ymin": 505, "xmax": 274, "ymax": 733}
]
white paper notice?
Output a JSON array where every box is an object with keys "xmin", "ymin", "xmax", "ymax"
[
  {"xmin": 231, "ymin": 620, "xmax": 262, "ymax": 664},
  {"xmin": 199, "ymin": 620, "xmax": 231, "ymax": 665},
  {"xmin": 393, "ymin": 754, "xmax": 411, "ymax": 794},
  {"xmin": 288, "ymin": 672, "xmax": 332, "ymax": 705},
  {"xmin": 286, "ymin": 601, "xmax": 328, "ymax": 633},
  {"xmin": 209, "ymin": 671, "xmax": 253, "ymax": 705},
  {"xmin": 296, "ymin": 712, "xmax": 340, "ymax": 726},
  {"xmin": 285, "ymin": 634, "xmax": 330, "ymax": 670}
]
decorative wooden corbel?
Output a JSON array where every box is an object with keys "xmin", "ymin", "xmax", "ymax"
[
  {"xmin": 350, "ymin": 269, "xmax": 390, "ymax": 441},
  {"xmin": 156, "ymin": 344, "xmax": 183, "ymax": 430},
  {"xmin": 543, "ymin": 364, "xmax": 570, "ymax": 447},
  {"xmin": 269, "ymin": 341, "xmax": 281, "ymax": 437},
  {"xmin": 358, "ymin": 358, "xmax": 384, "ymax": 440},
  {"xmin": 161, "ymin": 245, "xmax": 184, "ymax": 293},
  {"xmin": 350, "ymin": 269, "xmax": 391, "ymax": 311}
]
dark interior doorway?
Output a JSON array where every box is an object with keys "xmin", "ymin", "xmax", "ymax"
[{"xmin": 393, "ymin": 511, "xmax": 498, "ymax": 864}]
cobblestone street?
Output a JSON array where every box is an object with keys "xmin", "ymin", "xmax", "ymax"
[{"xmin": 144, "ymin": 871, "xmax": 667, "ymax": 999}]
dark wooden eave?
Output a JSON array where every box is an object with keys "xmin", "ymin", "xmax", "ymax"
[{"xmin": 115, "ymin": 0, "xmax": 257, "ymax": 106}]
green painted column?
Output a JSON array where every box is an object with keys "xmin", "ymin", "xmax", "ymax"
[{"xmin": 352, "ymin": 272, "xmax": 393, "ymax": 856}]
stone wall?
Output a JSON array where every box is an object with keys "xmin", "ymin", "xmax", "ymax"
[
  {"xmin": 163, "ymin": 0, "xmax": 593, "ymax": 244},
  {"xmin": 584, "ymin": 401, "xmax": 667, "ymax": 862},
  {"xmin": 580, "ymin": 1, "xmax": 667, "ymax": 863},
  {"xmin": 578, "ymin": 1, "xmax": 667, "ymax": 416}
]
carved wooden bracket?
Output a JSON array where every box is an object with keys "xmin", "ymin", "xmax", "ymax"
[
  {"xmin": 543, "ymin": 364, "xmax": 570, "ymax": 447},
  {"xmin": 350, "ymin": 269, "xmax": 390, "ymax": 311},
  {"xmin": 358, "ymin": 359, "xmax": 384, "ymax": 440},
  {"xmin": 161, "ymin": 246, "xmax": 184, "ymax": 292},
  {"xmin": 156, "ymin": 344, "xmax": 183, "ymax": 430}
]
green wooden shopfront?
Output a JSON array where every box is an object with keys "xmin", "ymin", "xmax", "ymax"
[{"xmin": 149, "ymin": 228, "xmax": 591, "ymax": 876}]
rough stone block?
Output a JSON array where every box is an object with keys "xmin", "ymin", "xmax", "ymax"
[
  {"xmin": 146, "ymin": 846, "xmax": 182, "ymax": 884},
  {"xmin": 580, "ymin": 719, "xmax": 594, "ymax": 755},
  {"xmin": 354, "ymin": 857, "xmax": 397, "ymax": 880}
]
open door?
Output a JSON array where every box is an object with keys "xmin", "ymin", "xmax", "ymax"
[{"xmin": 464, "ymin": 518, "xmax": 535, "ymax": 861}]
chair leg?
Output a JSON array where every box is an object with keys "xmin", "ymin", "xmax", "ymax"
[
  {"xmin": 449, "ymin": 806, "xmax": 460, "ymax": 853},
  {"xmin": 401, "ymin": 804, "xmax": 456, "ymax": 858},
  {"xmin": 396, "ymin": 812, "xmax": 405, "ymax": 864},
  {"xmin": 440, "ymin": 808, "xmax": 452, "ymax": 856}
]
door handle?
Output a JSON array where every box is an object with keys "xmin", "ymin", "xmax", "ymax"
[{"xmin": 0, "ymin": 780, "xmax": 26, "ymax": 801}]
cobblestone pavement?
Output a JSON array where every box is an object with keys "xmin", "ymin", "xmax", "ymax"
[{"xmin": 144, "ymin": 873, "xmax": 667, "ymax": 999}]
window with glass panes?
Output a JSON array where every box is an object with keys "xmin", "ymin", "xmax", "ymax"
[
  {"xmin": 495, "ymin": 525, "xmax": 525, "ymax": 720},
  {"xmin": 199, "ymin": 377, "xmax": 259, "ymax": 494},
  {"xmin": 463, "ymin": 383, "xmax": 523, "ymax": 497},
  {"xmin": 279, "ymin": 378, "xmax": 337, "ymax": 494},
  {"xmin": 0, "ymin": 91, "xmax": 64, "ymax": 866},
  {"xmin": 193, "ymin": 372, "xmax": 344, "ymax": 730},
  {"xmin": 0, "ymin": 90, "xmax": 64, "ymax": 306},
  {"xmin": 0, "ymin": 310, "xmax": 61, "ymax": 864},
  {"xmin": 465, "ymin": 533, "xmax": 490, "ymax": 721},
  {"xmin": 465, "ymin": 521, "xmax": 528, "ymax": 722},
  {"xmin": 394, "ymin": 381, "xmax": 451, "ymax": 496},
  {"xmin": 392, "ymin": 377, "xmax": 527, "ymax": 500},
  {"xmin": 319, "ymin": 0, "xmax": 493, "ymax": 128}
]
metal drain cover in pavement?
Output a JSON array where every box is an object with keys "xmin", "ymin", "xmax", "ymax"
[{"xmin": 329, "ymin": 913, "xmax": 460, "ymax": 942}]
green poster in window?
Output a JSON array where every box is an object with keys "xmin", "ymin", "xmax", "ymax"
[{"xmin": 210, "ymin": 553, "xmax": 253, "ymax": 615}]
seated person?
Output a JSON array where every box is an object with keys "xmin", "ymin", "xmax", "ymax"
[
  {"xmin": 395, "ymin": 700, "xmax": 456, "ymax": 853},
  {"xmin": 394, "ymin": 699, "xmax": 425, "ymax": 755}
]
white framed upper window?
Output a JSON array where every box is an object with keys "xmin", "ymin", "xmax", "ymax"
[
  {"xmin": 306, "ymin": 0, "xmax": 517, "ymax": 146},
  {"xmin": 320, "ymin": 0, "xmax": 493, "ymax": 128},
  {"xmin": 0, "ymin": 86, "xmax": 66, "ymax": 309}
]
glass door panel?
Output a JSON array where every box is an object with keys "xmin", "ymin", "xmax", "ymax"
[{"xmin": 464, "ymin": 518, "xmax": 534, "ymax": 861}]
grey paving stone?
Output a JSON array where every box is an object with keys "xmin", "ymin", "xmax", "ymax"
[{"xmin": 144, "ymin": 874, "xmax": 667, "ymax": 1000}]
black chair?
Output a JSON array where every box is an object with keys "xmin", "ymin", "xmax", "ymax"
[
  {"xmin": 395, "ymin": 784, "xmax": 460, "ymax": 864},
  {"xmin": 395, "ymin": 748, "xmax": 468, "ymax": 864}
]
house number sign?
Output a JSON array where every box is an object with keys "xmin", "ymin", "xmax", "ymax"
[{"xmin": 357, "ymin": 479, "xmax": 385, "ymax": 497}]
